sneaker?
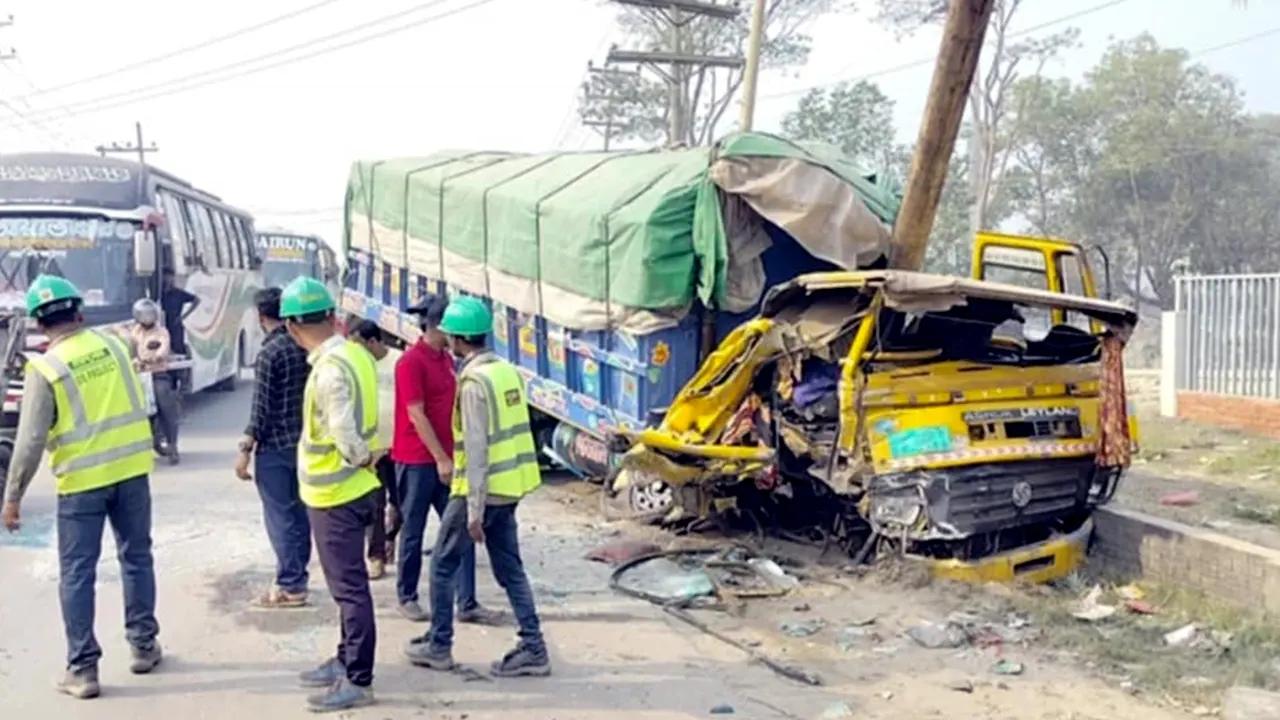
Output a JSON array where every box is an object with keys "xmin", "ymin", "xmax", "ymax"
[
  {"xmin": 299, "ymin": 657, "xmax": 345, "ymax": 689},
  {"xmin": 367, "ymin": 558, "xmax": 386, "ymax": 580},
  {"xmin": 56, "ymin": 666, "xmax": 101, "ymax": 699},
  {"xmin": 490, "ymin": 645, "xmax": 551, "ymax": 678},
  {"xmin": 129, "ymin": 643, "xmax": 163, "ymax": 674},
  {"xmin": 397, "ymin": 601, "xmax": 429, "ymax": 622},
  {"xmin": 403, "ymin": 636, "xmax": 455, "ymax": 671},
  {"xmin": 253, "ymin": 586, "xmax": 309, "ymax": 609},
  {"xmin": 457, "ymin": 605, "xmax": 504, "ymax": 626},
  {"xmin": 306, "ymin": 677, "xmax": 374, "ymax": 713}
]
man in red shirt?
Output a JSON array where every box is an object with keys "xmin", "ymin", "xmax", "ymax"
[{"xmin": 393, "ymin": 295, "xmax": 498, "ymax": 624}]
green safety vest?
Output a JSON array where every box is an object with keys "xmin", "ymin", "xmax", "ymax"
[
  {"xmin": 28, "ymin": 329, "xmax": 155, "ymax": 496},
  {"xmin": 298, "ymin": 340, "xmax": 383, "ymax": 509},
  {"xmin": 451, "ymin": 358, "xmax": 541, "ymax": 500}
]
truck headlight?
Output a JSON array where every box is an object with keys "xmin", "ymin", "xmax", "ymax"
[{"xmin": 871, "ymin": 495, "xmax": 923, "ymax": 528}]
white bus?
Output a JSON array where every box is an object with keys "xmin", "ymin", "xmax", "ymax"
[
  {"xmin": 0, "ymin": 152, "xmax": 264, "ymax": 394},
  {"xmin": 256, "ymin": 227, "xmax": 340, "ymax": 296}
]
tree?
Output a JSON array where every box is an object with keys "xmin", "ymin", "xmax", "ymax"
[
  {"xmin": 581, "ymin": 0, "xmax": 853, "ymax": 146},
  {"xmin": 1070, "ymin": 34, "xmax": 1250, "ymax": 307},
  {"xmin": 780, "ymin": 80, "xmax": 896, "ymax": 169},
  {"xmin": 872, "ymin": 0, "xmax": 1076, "ymax": 233}
]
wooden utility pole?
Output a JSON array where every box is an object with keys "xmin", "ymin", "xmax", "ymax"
[
  {"xmin": 606, "ymin": 0, "xmax": 743, "ymax": 146},
  {"xmin": 738, "ymin": 0, "xmax": 767, "ymax": 131},
  {"xmin": 580, "ymin": 65, "xmax": 639, "ymax": 150},
  {"xmin": 889, "ymin": 0, "xmax": 996, "ymax": 271},
  {"xmin": 96, "ymin": 121, "xmax": 158, "ymax": 165}
]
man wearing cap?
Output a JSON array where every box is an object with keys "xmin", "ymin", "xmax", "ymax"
[
  {"xmin": 393, "ymin": 293, "xmax": 496, "ymax": 624},
  {"xmin": 279, "ymin": 276, "xmax": 383, "ymax": 712},
  {"xmin": 1, "ymin": 275, "xmax": 162, "ymax": 699},
  {"xmin": 404, "ymin": 296, "xmax": 550, "ymax": 678}
]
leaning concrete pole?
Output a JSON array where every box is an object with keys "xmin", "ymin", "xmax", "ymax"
[{"xmin": 889, "ymin": 0, "xmax": 996, "ymax": 271}]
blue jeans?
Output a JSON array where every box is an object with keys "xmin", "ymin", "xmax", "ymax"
[
  {"xmin": 396, "ymin": 463, "xmax": 478, "ymax": 609},
  {"xmin": 255, "ymin": 449, "xmax": 311, "ymax": 593},
  {"xmin": 427, "ymin": 499, "xmax": 544, "ymax": 653},
  {"xmin": 57, "ymin": 474, "xmax": 160, "ymax": 671}
]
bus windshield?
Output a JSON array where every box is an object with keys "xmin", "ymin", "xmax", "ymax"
[
  {"xmin": 258, "ymin": 234, "xmax": 319, "ymax": 288},
  {"xmin": 0, "ymin": 214, "xmax": 135, "ymax": 310}
]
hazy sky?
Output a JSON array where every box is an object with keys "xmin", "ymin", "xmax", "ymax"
[{"xmin": 1, "ymin": 0, "xmax": 1275, "ymax": 244}]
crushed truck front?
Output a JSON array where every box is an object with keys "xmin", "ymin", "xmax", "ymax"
[{"xmin": 616, "ymin": 270, "xmax": 1139, "ymax": 581}]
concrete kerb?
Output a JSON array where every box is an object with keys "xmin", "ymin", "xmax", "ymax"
[{"xmin": 1092, "ymin": 506, "xmax": 1280, "ymax": 617}]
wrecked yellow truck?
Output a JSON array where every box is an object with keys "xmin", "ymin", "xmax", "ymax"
[{"xmin": 614, "ymin": 268, "xmax": 1138, "ymax": 583}]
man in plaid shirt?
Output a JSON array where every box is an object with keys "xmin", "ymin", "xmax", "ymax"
[{"xmin": 234, "ymin": 287, "xmax": 313, "ymax": 608}]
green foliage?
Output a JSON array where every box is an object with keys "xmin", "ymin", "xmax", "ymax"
[{"xmin": 780, "ymin": 80, "xmax": 896, "ymax": 169}]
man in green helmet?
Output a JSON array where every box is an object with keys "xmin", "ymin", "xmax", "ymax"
[
  {"xmin": 279, "ymin": 276, "xmax": 383, "ymax": 712},
  {"xmin": 404, "ymin": 295, "xmax": 550, "ymax": 677},
  {"xmin": 1, "ymin": 274, "xmax": 162, "ymax": 699}
]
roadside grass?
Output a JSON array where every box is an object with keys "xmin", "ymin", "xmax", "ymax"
[{"xmin": 1010, "ymin": 575, "xmax": 1280, "ymax": 710}]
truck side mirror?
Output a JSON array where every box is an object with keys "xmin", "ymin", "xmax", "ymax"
[{"xmin": 133, "ymin": 229, "xmax": 157, "ymax": 276}]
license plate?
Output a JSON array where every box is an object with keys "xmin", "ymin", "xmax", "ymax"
[{"xmin": 888, "ymin": 426, "xmax": 952, "ymax": 458}]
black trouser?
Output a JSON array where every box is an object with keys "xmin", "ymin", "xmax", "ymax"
[
  {"xmin": 367, "ymin": 457, "xmax": 398, "ymax": 561},
  {"xmin": 150, "ymin": 374, "xmax": 180, "ymax": 451},
  {"xmin": 309, "ymin": 491, "xmax": 377, "ymax": 687}
]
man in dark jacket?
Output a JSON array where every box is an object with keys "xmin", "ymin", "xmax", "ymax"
[{"xmin": 234, "ymin": 287, "xmax": 312, "ymax": 608}]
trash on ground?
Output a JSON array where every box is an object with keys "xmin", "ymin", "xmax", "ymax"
[
  {"xmin": 949, "ymin": 678, "xmax": 975, "ymax": 693},
  {"xmin": 1073, "ymin": 585, "xmax": 1118, "ymax": 622},
  {"xmin": 879, "ymin": 690, "xmax": 894, "ymax": 700},
  {"xmin": 780, "ymin": 618, "xmax": 826, "ymax": 637},
  {"xmin": 1124, "ymin": 599, "xmax": 1156, "ymax": 615},
  {"xmin": 991, "ymin": 659, "xmax": 1025, "ymax": 676},
  {"xmin": 612, "ymin": 555, "xmax": 717, "ymax": 604},
  {"xmin": 583, "ymin": 539, "xmax": 661, "ymax": 566},
  {"xmin": 1161, "ymin": 491, "xmax": 1202, "ymax": 507},
  {"xmin": 835, "ymin": 624, "xmax": 881, "ymax": 652},
  {"xmin": 1116, "ymin": 584, "xmax": 1145, "ymax": 601},
  {"xmin": 907, "ymin": 620, "xmax": 969, "ymax": 649},
  {"xmin": 709, "ymin": 703, "xmax": 735, "ymax": 714},
  {"xmin": 793, "ymin": 602, "xmax": 811, "ymax": 612},
  {"xmin": 819, "ymin": 700, "xmax": 858, "ymax": 719},
  {"xmin": 1164, "ymin": 623, "xmax": 1199, "ymax": 647},
  {"xmin": 746, "ymin": 557, "xmax": 800, "ymax": 589}
]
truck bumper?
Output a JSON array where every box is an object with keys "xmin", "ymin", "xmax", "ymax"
[{"xmin": 913, "ymin": 516, "xmax": 1094, "ymax": 585}]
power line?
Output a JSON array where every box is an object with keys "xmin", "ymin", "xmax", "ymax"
[
  {"xmin": 21, "ymin": 0, "xmax": 349, "ymax": 100},
  {"xmin": 765, "ymin": 0, "xmax": 1137, "ymax": 102},
  {"xmin": 2, "ymin": 60, "xmax": 94, "ymax": 150},
  {"xmin": 11, "ymin": 0, "xmax": 498, "ymax": 126}
]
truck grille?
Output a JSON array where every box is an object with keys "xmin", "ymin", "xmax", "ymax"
[
  {"xmin": 869, "ymin": 457, "xmax": 1097, "ymax": 539},
  {"xmin": 934, "ymin": 458, "xmax": 1094, "ymax": 536}
]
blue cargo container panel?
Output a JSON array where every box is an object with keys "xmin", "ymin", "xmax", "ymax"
[{"xmin": 341, "ymin": 247, "xmax": 703, "ymax": 436}]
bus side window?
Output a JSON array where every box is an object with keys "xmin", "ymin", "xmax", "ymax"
[
  {"xmin": 208, "ymin": 209, "xmax": 232, "ymax": 269},
  {"xmin": 189, "ymin": 203, "xmax": 221, "ymax": 268},
  {"xmin": 229, "ymin": 216, "xmax": 251, "ymax": 270},
  {"xmin": 214, "ymin": 212, "xmax": 241, "ymax": 269},
  {"xmin": 158, "ymin": 190, "xmax": 193, "ymax": 274},
  {"xmin": 238, "ymin": 218, "xmax": 261, "ymax": 268}
]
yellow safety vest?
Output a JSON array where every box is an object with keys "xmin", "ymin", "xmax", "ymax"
[
  {"xmin": 27, "ymin": 328, "xmax": 155, "ymax": 496},
  {"xmin": 451, "ymin": 358, "xmax": 541, "ymax": 500},
  {"xmin": 298, "ymin": 340, "xmax": 383, "ymax": 509}
]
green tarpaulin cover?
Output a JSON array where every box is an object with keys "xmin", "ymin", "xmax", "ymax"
[{"xmin": 344, "ymin": 132, "xmax": 900, "ymax": 332}]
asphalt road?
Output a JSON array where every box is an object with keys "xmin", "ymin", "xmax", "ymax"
[{"xmin": 0, "ymin": 385, "xmax": 1186, "ymax": 719}]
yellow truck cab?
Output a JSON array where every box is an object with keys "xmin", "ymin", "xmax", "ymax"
[{"xmin": 615, "ymin": 232, "xmax": 1139, "ymax": 584}]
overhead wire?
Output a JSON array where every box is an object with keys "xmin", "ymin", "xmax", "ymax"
[
  {"xmin": 20, "ymin": 0, "xmax": 349, "ymax": 100},
  {"xmin": 8, "ymin": 0, "xmax": 503, "ymax": 127}
]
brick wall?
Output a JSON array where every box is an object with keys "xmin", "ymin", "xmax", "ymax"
[
  {"xmin": 1176, "ymin": 391, "xmax": 1280, "ymax": 438},
  {"xmin": 1093, "ymin": 507, "xmax": 1280, "ymax": 617}
]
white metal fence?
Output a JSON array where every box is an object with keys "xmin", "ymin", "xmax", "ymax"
[{"xmin": 1175, "ymin": 273, "xmax": 1280, "ymax": 398}]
